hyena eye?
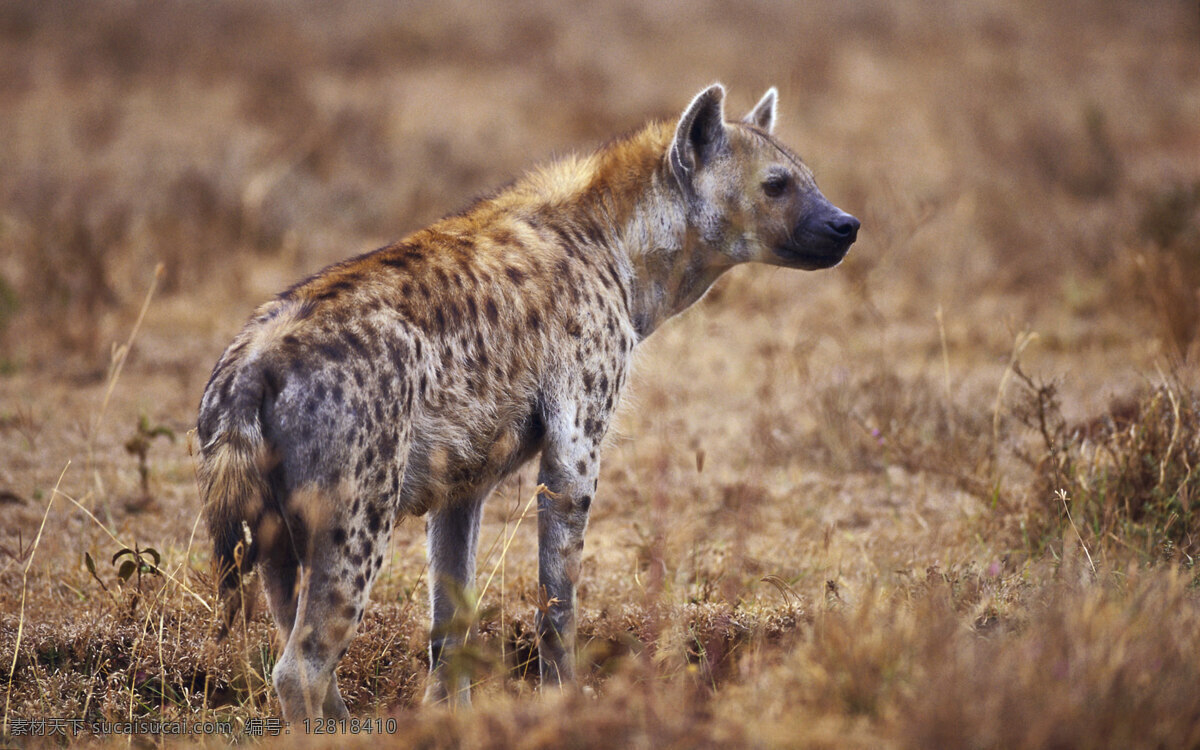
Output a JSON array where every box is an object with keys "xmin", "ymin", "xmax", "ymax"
[{"xmin": 762, "ymin": 173, "xmax": 791, "ymax": 198}]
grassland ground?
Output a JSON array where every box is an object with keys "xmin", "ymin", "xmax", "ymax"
[{"xmin": 2, "ymin": 1, "xmax": 1200, "ymax": 747}]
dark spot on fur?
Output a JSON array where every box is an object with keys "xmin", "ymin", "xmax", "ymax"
[
  {"xmin": 570, "ymin": 226, "xmax": 591, "ymax": 248},
  {"xmin": 505, "ymin": 266, "xmax": 526, "ymax": 285},
  {"xmin": 386, "ymin": 338, "xmax": 410, "ymax": 370},
  {"xmin": 332, "ymin": 526, "xmax": 347, "ymax": 546},
  {"xmin": 314, "ymin": 280, "xmax": 354, "ymax": 302},
  {"xmin": 579, "ymin": 495, "xmax": 592, "ymax": 512},
  {"xmin": 583, "ymin": 218, "xmax": 605, "ymax": 246},
  {"xmin": 484, "ymin": 297, "xmax": 499, "ymax": 324},
  {"xmin": 548, "ymin": 223, "xmax": 575, "ymax": 252},
  {"xmin": 318, "ymin": 340, "xmax": 348, "ymax": 361},
  {"xmin": 527, "ymin": 309, "xmax": 541, "ymax": 332},
  {"xmin": 344, "ymin": 330, "xmax": 369, "ymax": 357}
]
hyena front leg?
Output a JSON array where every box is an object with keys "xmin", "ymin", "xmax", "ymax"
[
  {"xmin": 424, "ymin": 490, "xmax": 488, "ymax": 707},
  {"xmin": 535, "ymin": 404, "xmax": 603, "ymax": 689}
]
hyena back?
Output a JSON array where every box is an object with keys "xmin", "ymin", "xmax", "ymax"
[{"xmin": 197, "ymin": 83, "xmax": 859, "ymax": 721}]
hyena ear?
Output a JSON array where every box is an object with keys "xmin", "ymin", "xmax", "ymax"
[
  {"xmin": 743, "ymin": 87, "xmax": 777, "ymax": 133},
  {"xmin": 670, "ymin": 83, "xmax": 728, "ymax": 190}
]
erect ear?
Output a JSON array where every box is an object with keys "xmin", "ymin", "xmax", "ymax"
[
  {"xmin": 670, "ymin": 83, "xmax": 728, "ymax": 189},
  {"xmin": 743, "ymin": 87, "xmax": 777, "ymax": 133}
]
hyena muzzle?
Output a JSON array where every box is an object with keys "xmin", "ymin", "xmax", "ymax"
[{"xmin": 197, "ymin": 83, "xmax": 859, "ymax": 721}]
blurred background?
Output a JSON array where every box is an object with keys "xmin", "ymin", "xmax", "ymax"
[{"xmin": 1, "ymin": 0, "xmax": 1196, "ymax": 375}]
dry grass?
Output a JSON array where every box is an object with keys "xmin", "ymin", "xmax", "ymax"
[
  {"xmin": 1014, "ymin": 367, "xmax": 1200, "ymax": 563},
  {"xmin": 2, "ymin": 0, "xmax": 1200, "ymax": 746}
]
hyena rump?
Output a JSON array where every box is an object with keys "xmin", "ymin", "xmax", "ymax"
[{"xmin": 198, "ymin": 83, "xmax": 859, "ymax": 720}]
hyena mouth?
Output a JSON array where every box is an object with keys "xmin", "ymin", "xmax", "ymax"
[{"xmin": 773, "ymin": 244, "xmax": 851, "ymax": 270}]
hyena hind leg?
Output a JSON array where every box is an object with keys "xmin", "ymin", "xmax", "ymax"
[
  {"xmin": 258, "ymin": 518, "xmax": 301, "ymax": 642},
  {"xmin": 271, "ymin": 508, "xmax": 384, "ymax": 722}
]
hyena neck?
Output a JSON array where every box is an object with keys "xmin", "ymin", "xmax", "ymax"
[
  {"xmin": 620, "ymin": 198, "xmax": 734, "ymax": 341},
  {"xmin": 540, "ymin": 122, "xmax": 735, "ymax": 342}
]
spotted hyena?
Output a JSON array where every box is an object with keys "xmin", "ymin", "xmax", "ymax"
[{"xmin": 198, "ymin": 83, "xmax": 859, "ymax": 721}]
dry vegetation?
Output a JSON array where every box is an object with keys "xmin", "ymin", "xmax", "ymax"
[{"xmin": 2, "ymin": 0, "xmax": 1200, "ymax": 747}]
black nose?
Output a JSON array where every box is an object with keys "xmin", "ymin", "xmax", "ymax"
[{"xmin": 827, "ymin": 212, "xmax": 860, "ymax": 242}]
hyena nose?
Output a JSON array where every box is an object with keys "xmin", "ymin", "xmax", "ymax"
[{"xmin": 827, "ymin": 211, "xmax": 860, "ymax": 242}]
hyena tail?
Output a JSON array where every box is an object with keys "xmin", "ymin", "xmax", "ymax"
[{"xmin": 197, "ymin": 366, "xmax": 274, "ymax": 637}]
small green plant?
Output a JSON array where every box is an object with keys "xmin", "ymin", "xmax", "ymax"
[
  {"xmin": 123, "ymin": 413, "xmax": 175, "ymax": 505},
  {"xmin": 85, "ymin": 544, "xmax": 163, "ymax": 616}
]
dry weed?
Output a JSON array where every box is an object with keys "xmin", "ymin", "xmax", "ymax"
[{"xmin": 1014, "ymin": 366, "xmax": 1200, "ymax": 562}]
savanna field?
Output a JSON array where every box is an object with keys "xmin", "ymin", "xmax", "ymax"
[{"xmin": 2, "ymin": 1, "xmax": 1200, "ymax": 747}]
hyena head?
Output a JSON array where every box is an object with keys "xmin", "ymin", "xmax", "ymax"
[{"xmin": 669, "ymin": 84, "xmax": 860, "ymax": 270}]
